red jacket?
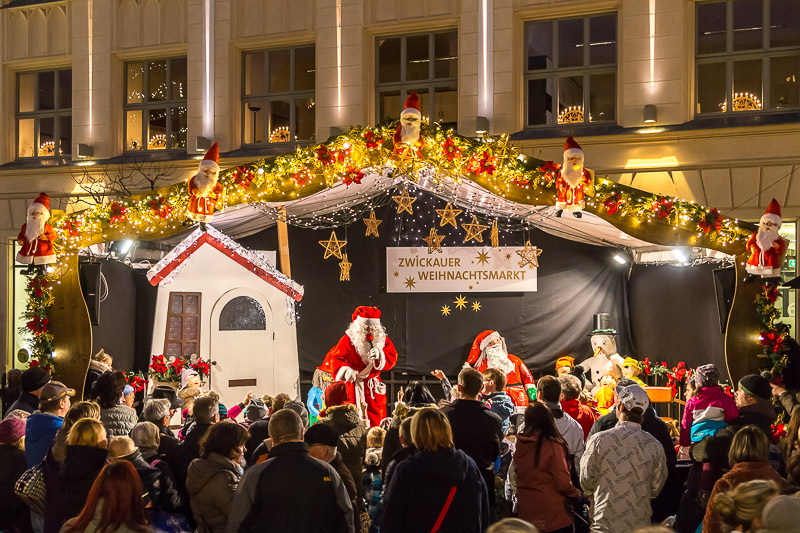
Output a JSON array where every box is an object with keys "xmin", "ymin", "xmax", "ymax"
[
  {"xmin": 17, "ymin": 224, "xmax": 57, "ymax": 264},
  {"xmin": 561, "ymin": 399, "xmax": 597, "ymax": 440}
]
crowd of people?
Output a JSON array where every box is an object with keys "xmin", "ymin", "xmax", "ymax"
[{"xmin": 2, "ymin": 357, "xmax": 800, "ymax": 533}]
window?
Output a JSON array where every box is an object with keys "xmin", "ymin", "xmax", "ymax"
[
  {"xmin": 219, "ymin": 296, "xmax": 266, "ymax": 331},
  {"xmin": 696, "ymin": 0, "xmax": 800, "ymax": 114},
  {"xmin": 376, "ymin": 30, "xmax": 458, "ymax": 129},
  {"xmin": 16, "ymin": 69, "xmax": 72, "ymax": 158},
  {"xmin": 164, "ymin": 292, "xmax": 201, "ymax": 358},
  {"xmin": 242, "ymin": 46, "xmax": 315, "ymax": 144},
  {"xmin": 125, "ymin": 58, "xmax": 187, "ymax": 151},
  {"xmin": 524, "ymin": 14, "xmax": 617, "ymax": 126}
]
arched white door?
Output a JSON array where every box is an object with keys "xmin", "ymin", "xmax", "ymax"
[{"xmin": 209, "ymin": 288, "xmax": 273, "ymax": 411}]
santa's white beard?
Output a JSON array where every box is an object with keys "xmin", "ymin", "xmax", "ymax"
[
  {"xmin": 346, "ymin": 322, "xmax": 386, "ymax": 362},
  {"xmin": 756, "ymin": 226, "xmax": 779, "ymax": 252},
  {"xmin": 400, "ymin": 122, "xmax": 420, "ymax": 144},
  {"xmin": 194, "ymin": 170, "xmax": 217, "ymax": 196},
  {"xmin": 561, "ymin": 161, "xmax": 583, "ymax": 188},
  {"xmin": 25, "ymin": 214, "xmax": 46, "ymax": 242},
  {"xmin": 485, "ymin": 345, "xmax": 514, "ymax": 375}
]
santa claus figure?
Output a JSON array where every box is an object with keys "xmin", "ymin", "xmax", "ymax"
[
  {"xmin": 17, "ymin": 192, "xmax": 57, "ymax": 267},
  {"xmin": 328, "ymin": 306, "xmax": 398, "ymax": 427},
  {"xmin": 555, "ymin": 136, "xmax": 593, "ymax": 218},
  {"xmin": 745, "ymin": 198, "xmax": 787, "ymax": 280},
  {"xmin": 581, "ymin": 313, "xmax": 624, "ymax": 394},
  {"xmin": 393, "ymin": 92, "xmax": 422, "ymax": 150},
  {"xmin": 466, "ymin": 330, "xmax": 536, "ymax": 409},
  {"xmin": 187, "ymin": 142, "xmax": 223, "ymax": 224}
]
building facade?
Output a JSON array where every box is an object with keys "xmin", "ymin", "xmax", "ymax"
[{"xmin": 2, "ymin": 0, "xmax": 799, "ymax": 367}]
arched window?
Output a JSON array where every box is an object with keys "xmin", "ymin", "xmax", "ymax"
[{"xmin": 218, "ymin": 296, "xmax": 266, "ymax": 331}]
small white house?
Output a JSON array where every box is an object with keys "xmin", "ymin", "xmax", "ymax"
[{"xmin": 147, "ymin": 226, "xmax": 304, "ymax": 411}]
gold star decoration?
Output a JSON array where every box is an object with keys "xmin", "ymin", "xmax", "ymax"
[
  {"xmin": 423, "ymin": 227, "xmax": 445, "ymax": 254},
  {"xmin": 436, "ymin": 203, "xmax": 462, "ymax": 228},
  {"xmin": 462, "ymin": 215, "xmax": 488, "ymax": 243},
  {"xmin": 363, "ymin": 210, "xmax": 382, "ymax": 238},
  {"xmin": 471, "ymin": 301, "xmax": 482, "ymax": 312},
  {"xmin": 515, "ymin": 240, "xmax": 542, "ymax": 269},
  {"xmin": 475, "ymin": 250, "xmax": 490, "ymax": 266},
  {"xmin": 454, "ymin": 294, "xmax": 468, "ymax": 310},
  {"xmin": 393, "ymin": 188, "xmax": 416, "ymax": 215},
  {"xmin": 319, "ymin": 231, "xmax": 347, "ymax": 259},
  {"xmin": 441, "ymin": 305, "xmax": 451, "ymax": 316},
  {"xmin": 404, "ymin": 276, "xmax": 417, "ymax": 289},
  {"xmin": 491, "ymin": 220, "xmax": 499, "ymax": 247},
  {"xmin": 338, "ymin": 253, "xmax": 352, "ymax": 281},
  {"xmin": 393, "ymin": 271, "xmax": 399, "ymax": 277}
]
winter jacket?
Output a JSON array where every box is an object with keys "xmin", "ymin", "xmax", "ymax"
[
  {"xmin": 382, "ymin": 448, "xmax": 490, "ymax": 533},
  {"xmin": 381, "ymin": 403, "xmax": 432, "ymax": 474},
  {"xmin": 244, "ymin": 418, "xmax": 269, "ymax": 462},
  {"xmin": 61, "ymin": 445, "xmax": 108, "ymax": 520},
  {"xmin": 0, "ymin": 444, "xmax": 28, "ymax": 530},
  {"xmin": 702, "ymin": 461, "xmax": 787, "ymax": 533},
  {"xmin": 680, "ymin": 386, "xmax": 738, "ymax": 445},
  {"xmin": 440, "ymin": 399, "xmax": 503, "ymax": 496},
  {"xmin": 509, "ymin": 434, "xmax": 582, "ymax": 532},
  {"xmin": 156, "ymin": 423, "xmax": 179, "ymax": 457},
  {"xmin": 25, "ymin": 411, "xmax": 64, "ymax": 467},
  {"xmin": 588, "ymin": 406, "xmax": 678, "ymax": 470},
  {"xmin": 225, "ymin": 441, "xmax": 354, "ymax": 533},
  {"xmin": 43, "ymin": 449, "xmax": 67, "ymax": 533},
  {"xmin": 99, "ymin": 404, "xmax": 137, "ymax": 437},
  {"xmin": 140, "ymin": 449, "xmax": 182, "ymax": 513},
  {"xmin": 561, "ymin": 398, "xmax": 598, "ymax": 440},
  {"xmin": 331, "ymin": 452, "xmax": 360, "ymax": 532},
  {"xmin": 83, "ymin": 360, "xmax": 111, "ymax": 401},
  {"xmin": 120, "ymin": 449, "xmax": 181, "ymax": 514},
  {"xmin": 321, "ymin": 404, "xmax": 368, "ymax": 495},
  {"xmin": 7, "ymin": 391, "xmax": 39, "ymax": 415},
  {"xmin": 187, "ymin": 452, "xmax": 243, "ymax": 533},
  {"xmin": 60, "ymin": 498, "xmax": 153, "ymax": 533},
  {"xmin": 580, "ymin": 421, "xmax": 668, "ymax": 533},
  {"xmin": 484, "ymin": 391, "xmax": 514, "ymax": 433},
  {"xmin": 548, "ymin": 403, "xmax": 585, "ymax": 471},
  {"xmin": 779, "ymin": 389, "xmax": 800, "ymax": 416},
  {"xmin": 168, "ymin": 422, "xmax": 212, "ymax": 528}
]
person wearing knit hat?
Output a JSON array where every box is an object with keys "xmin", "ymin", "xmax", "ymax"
[
  {"xmin": 17, "ymin": 192, "xmax": 57, "ymax": 266},
  {"xmin": 6, "ymin": 366, "xmax": 51, "ymax": 415},
  {"xmin": 757, "ymin": 494, "xmax": 800, "ymax": 533},
  {"xmin": 745, "ymin": 198, "xmax": 788, "ymax": 280},
  {"xmin": 555, "ymin": 356, "xmax": 575, "ymax": 376},
  {"xmin": 284, "ymin": 401, "xmax": 309, "ymax": 429},
  {"xmin": 738, "ymin": 374, "xmax": 772, "ymax": 404},
  {"xmin": 552, "ymin": 136, "xmax": 594, "ymax": 218},
  {"xmin": 680, "ymin": 364, "xmax": 738, "ymax": 448},
  {"xmin": 0, "ymin": 416, "xmax": 28, "ymax": 531},
  {"xmin": 694, "ymin": 363, "xmax": 721, "ymax": 388},
  {"xmin": 187, "ymin": 142, "xmax": 223, "ymax": 224},
  {"xmin": 0, "ymin": 416, "xmax": 25, "ymax": 445},
  {"xmin": 729, "ymin": 374, "xmax": 778, "ymax": 440},
  {"xmin": 393, "ymin": 92, "xmax": 422, "ymax": 147}
]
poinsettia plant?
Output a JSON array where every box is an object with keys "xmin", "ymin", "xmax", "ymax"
[
  {"xmin": 148, "ymin": 354, "xmax": 211, "ymax": 382},
  {"xmin": 124, "ymin": 371, "xmax": 148, "ymax": 393},
  {"xmin": 18, "ymin": 271, "xmax": 56, "ymax": 374}
]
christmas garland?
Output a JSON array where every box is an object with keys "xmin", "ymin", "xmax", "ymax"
[
  {"xmin": 18, "ymin": 271, "xmax": 56, "ymax": 373},
  {"xmin": 755, "ymin": 284, "xmax": 790, "ymax": 375}
]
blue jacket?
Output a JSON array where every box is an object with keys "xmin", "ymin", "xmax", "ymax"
[
  {"xmin": 485, "ymin": 391, "xmax": 515, "ymax": 433},
  {"xmin": 25, "ymin": 412, "xmax": 63, "ymax": 468},
  {"xmin": 382, "ymin": 448, "xmax": 489, "ymax": 533},
  {"xmin": 307, "ymin": 386, "xmax": 324, "ymax": 419}
]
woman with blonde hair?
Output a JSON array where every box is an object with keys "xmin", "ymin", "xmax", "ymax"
[
  {"xmin": 382, "ymin": 408, "xmax": 489, "ymax": 533},
  {"xmin": 712, "ymin": 479, "xmax": 779, "ymax": 532},
  {"xmin": 61, "ymin": 418, "xmax": 109, "ymax": 523}
]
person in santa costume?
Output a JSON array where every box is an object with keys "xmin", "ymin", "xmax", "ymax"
[
  {"xmin": 555, "ymin": 136, "xmax": 593, "ymax": 218},
  {"xmin": 745, "ymin": 198, "xmax": 788, "ymax": 281},
  {"xmin": 327, "ymin": 306, "xmax": 398, "ymax": 427},
  {"xmin": 187, "ymin": 142, "xmax": 224, "ymax": 224},
  {"xmin": 17, "ymin": 192, "xmax": 57, "ymax": 267},
  {"xmin": 465, "ymin": 330, "xmax": 536, "ymax": 409},
  {"xmin": 393, "ymin": 92, "xmax": 423, "ymax": 151}
]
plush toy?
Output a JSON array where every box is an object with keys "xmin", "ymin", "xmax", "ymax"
[
  {"xmin": 555, "ymin": 356, "xmax": 575, "ymax": 377},
  {"xmin": 178, "ymin": 369, "xmax": 202, "ymax": 419},
  {"xmin": 581, "ymin": 313, "xmax": 624, "ymax": 393},
  {"xmin": 594, "ymin": 374, "xmax": 617, "ymax": 415},
  {"xmin": 308, "ymin": 352, "xmax": 336, "ymax": 422},
  {"xmin": 745, "ymin": 198, "xmax": 788, "ymax": 281},
  {"xmin": 622, "ymin": 357, "xmax": 646, "ymax": 387}
]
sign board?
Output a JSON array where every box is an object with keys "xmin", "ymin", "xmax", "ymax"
[{"xmin": 386, "ymin": 246, "xmax": 539, "ymax": 293}]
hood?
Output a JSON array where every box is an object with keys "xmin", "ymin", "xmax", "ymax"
[
  {"xmin": 89, "ymin": 359, "xmax": 111, "ymax": 373},
  {"xmin": 186, "ymin": 453, "xmax": 238, "ymax": 495},
  {"xmin": 408, "ymin": 448, "xmax": 470, "ymax": 486},
  {"xmin": 26, "ymin": 412, "xmax": 63, "ymax": 446},
  {"xmin": 326, "ymin": 404, "xmax": 360, "ymax": 430},
  {"xmin": 514, "ymin": 434, "xmax": 545, "ymax": 463}
]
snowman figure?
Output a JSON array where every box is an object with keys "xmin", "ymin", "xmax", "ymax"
[{"xmin": 581, "ymin": 313, "xmax": 624, "ymax": 394}]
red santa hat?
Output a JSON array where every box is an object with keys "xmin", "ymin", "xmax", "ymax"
[
  {"xmin": 563, "ymin": 136, "xmax": 584, "ymax": 159},
  {"xmin": 761, "ymin": 198, "xmax": 782, "ymax": 226},
  {"xmin": 29, "ymin": 192, "xmax": 51, "ymax": 217},
  {"xmin": 466, "ymin": 330, "xmax": 504, "ymax": 366},
  {"xmin": 198, "ymin": 142, "xmax": 220, "ymax": 173},
  {"xmin": 399, "ymin": 92, "xmax": 421, "ymax": 118},
  {"xmin": 352, "ymin": 305, "xmax": 381, "ymax": 325}
]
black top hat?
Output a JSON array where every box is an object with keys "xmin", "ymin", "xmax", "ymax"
[
  {"xmin": 151, "ymin": 385, "xmax": 181, "ymax": 409},
  {"xmin": 589, "ymin": 313, "xmax": 617, "ymax": 336}
]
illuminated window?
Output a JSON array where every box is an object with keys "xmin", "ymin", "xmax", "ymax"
[
  {"xmin": 242, "ymin": 46, "xmax": 315, "ymax": 144},
  {"xmin": 124, "ymin": 58, "xmax": 187, "ymax": 151},
  {"xmin": 16, "ymin": 69, "xmax": 72, "ymax": 159},
  {"xmin": 164, "ymin": 292, "xmax": 201, "ymax": 358},
  {"xmin": 375, "ymin": 31, "xmax": 458, "ymax": 130},
  {"xmin": 524, "ymin": 14, "xmax": 617, "ymax": 127},
  {"xmin": 696, "ymin": 0, "xmax": 800, "ymax": 114}
]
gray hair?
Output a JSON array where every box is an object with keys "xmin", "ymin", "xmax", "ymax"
[
  {"xmin": 142, "ymin": 398, "xmax": 171, "ymax": 424},
  {"xmin": 130, "ymin": 421, "xmax": 161, "ymax": 451},
  {"xmin": 268, "ymin": 408, "xmax": 303, "ymax": 444},
  {"xmin": 558, "ymin": 374, "xmax": 583, "ymax": 401}
]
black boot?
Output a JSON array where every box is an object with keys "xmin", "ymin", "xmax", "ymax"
[
  {"xmin": 555, "ymin": 209, "xmax": 564, "ymax": 218},
  {"xmin": 573, "ymin": 211, "xmax": 582, "ymax": 218},
  {"xmin": 199, "ymin": 222, "xmax": 207, "ymax": 232}
]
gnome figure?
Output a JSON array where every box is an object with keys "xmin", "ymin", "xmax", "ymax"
[
  {"xmin": 580, "ymin": 313, "xmax": 624, "ymax": 394},
  {"xmin": 17, "ymin": 192, "xmax": 57, "ymax": 268},
  {"xmin": 187, "ymin": 142, "xmax": 223, "ymax": 225},
  {"xmin": 555, "ymin": 136, "xmax": 594, "ymax": 218},
  {"xmin": 393, "ymin": 92, "xmax": 422, "ymax": 149},
  {"xmin": 745, "ymin": 198, "xmax": 788, "ymax": 281}
]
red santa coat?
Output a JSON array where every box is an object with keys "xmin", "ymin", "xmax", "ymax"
[
  {"xmin": 328, "ymin": 335, "xmax": 398, "ymax": 427},
  {"xmin": 556, "ymin": 169, "xmax": 593, "ymax": 207},
  {"xmin": 746, "ymin": 233, "xmax": 787, "ymax": 273},
  {"xmin": 17, "ymin": 224, "xmax": 57, "ymax": 264},
  {"xmin": 187, "ymin": 178, "xmax": 224, "ymax": 221},
  {"xmin": 473, "ymin": 354, "xmax": 535, "ymax": 407}
]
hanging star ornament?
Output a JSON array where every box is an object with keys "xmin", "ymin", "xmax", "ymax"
[
  {"xmin": 436, "ymin": 203, "xmax": 462, "ymax": 228},
  {"xmin": 491, "ymin": 220, "xmax": 499, "ymax": 248},
  {"xmin": 515, "ymin": 240, "xmax": 542, "ymax": 269},
  {"xmin": 393, "ymin": 187, "xmax": 416, "ymax": 215},
  {"xmin": 319, "ymin": 231, "xmax": 347, "ymax": 259},
  {"xmin": 339, "ymin": 253, "xmax": 352, "ymax": 281},
  {"xmin": 363, "ymin": 209, "xmax": 382, "ymax": 238},
  {"xmin": 423, "ymin": 227, "xmax": 445, "ymax": 254},
  {"xmin": 462, "ymin": 215, "xmax": 489, "ymax": 243}
]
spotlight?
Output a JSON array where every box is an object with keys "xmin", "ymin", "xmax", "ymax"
[
  {"xmin": 613, "ymin": 254, "xmax": 628, "ymax": 265},
  {"xmin": 672, "ymin": 248, "xmax": 689, "ymax": 263}
]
